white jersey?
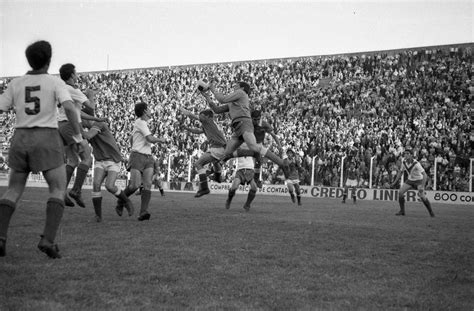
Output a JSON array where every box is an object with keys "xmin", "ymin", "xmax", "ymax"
[
  {"xmin": 402, "ymin": 159, "xmax": 424, "ymax": 181},
  {"xmin": 57, "ymin": 84, "xmax": 87, "ymax": 122},
  {"xmin": 0, "ymin": 73, "xmax": 71, "ymax": 128},
  {"xmin": 131, "ymin": 118, "xmax": 152, "ymax": 154},
  {"xmin": 236, "ymin": 156, "xmax": 254, "ymax": 170}
]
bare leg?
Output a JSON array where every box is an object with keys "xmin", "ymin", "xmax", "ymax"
[
  {"xmin": 92, "ymin": 167, "xmax": 107, "ymax": 221},
  {"xmin": 138, "ymin": 167, "xmax": 154, "ymax": 220},
  {"xmin": 396, "ymin": 183, "xmax": 411, "ymax": 216},
  {"xmin": 0, "ymin": 169, "xmax": 29, "ymax": 252},
  {"xmin": 39, "ymin": 165, "xmax": 67, "ymax": 258}
]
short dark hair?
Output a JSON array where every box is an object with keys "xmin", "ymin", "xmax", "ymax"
[
  {"xmin": 238, "ymin": 82, "xmax": 251, "ymax": 95},
  {"xmin": 134, "ymin": 102, "xmax": 148, "ymax": 117},
  {"xmin": 25, "ymin": 40, "xmax": 52, "ymax": 70},
  {"xmin": 199, "ymin": 109, "xmax": 214, "ymax": 118},
  {"xmin": 59, "ymin": 63, "xmax": 75, "ymax": 81}
]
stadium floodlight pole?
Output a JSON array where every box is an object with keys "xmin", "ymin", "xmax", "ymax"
[
  {"xmin": 433, "ymin": 159, "xmax": 438, "ymax": 191},
  {"xmin": 187, "ymin": 156, "xmax": 192, "ymax": 182},
  {"xmin": 167, "ymin": 154, "xmax": 172, "ymax": 183},
  {"xmin": 369, "ymin": 156, "xmax": 376, "ymax": 189},
  {"xmin": 311, "ymin": 155, "xmax": 317, "ymax": 186},
  {"xmin": 470, "ymin": 158, "xmax": 473, "ymax": 192},
  {"xmin": 340, "ymin": 156, "xmax": 346, "ymax": 188}
]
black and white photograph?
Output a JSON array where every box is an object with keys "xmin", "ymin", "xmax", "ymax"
[{"xmin": 0, "ymin": 0, "xmax": 472, "ymax": 309}]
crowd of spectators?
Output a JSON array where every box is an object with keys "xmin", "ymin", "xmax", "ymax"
[{"xmin": 1, "ymin": 44, "xmax": 472, "ymax": 191}]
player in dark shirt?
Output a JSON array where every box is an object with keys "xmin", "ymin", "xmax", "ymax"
[
  {"xmin": 203, "ymin": 82, "xmax": 290, "ymax": 178},
  {"xmin": 285, "ymin": 149, "xmax": 303, "ymax": 206},
  {"xmin": 82, "ymin": 120, "xmax": 133, "ymax": 222},
  {"xmin": 251, "ymin": 109, "xmax": 283, "ymax": 188},
  {"xmin": 180, "ymin": 107, "xmax": 227, "ymax": 197},
  {"xmin": 342, "ymin": 161, "xmax": 359, "ymax": 204}
]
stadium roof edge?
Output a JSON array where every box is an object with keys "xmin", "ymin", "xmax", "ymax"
[{"xmin": 1, "ymin": 42, "xmax": 472, "ymax": 80}]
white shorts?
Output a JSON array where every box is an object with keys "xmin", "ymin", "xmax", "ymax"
[
  {"xmin": 345, "ymin": 178, "xmax": 358, "ymax": 187},
  {"xmin": 94, "ymin": 160, "xmax": 121, "ymax": 173},
  {"xmin": 286, "ymin": 179, "xmax": 300, "ymax": 186}
]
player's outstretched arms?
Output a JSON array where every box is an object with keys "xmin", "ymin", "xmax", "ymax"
[
  {"xmin": 183, "ymin": 126, "xmax": 204, "ymax": 135},
  {"xmin": 179, "ymin": 107, "xmax": 199, "ymax": 120},
  {"xmin": 202, "ymin": 92, "xmax": 229, "ymax": 114},
  {"xmin": 145, "ymin": 135, "xmax": 167, "ymax": 144}
]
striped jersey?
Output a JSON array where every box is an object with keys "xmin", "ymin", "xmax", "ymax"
[
  {"xmin": 402, "ymin": 159, "xmax": 424, "ymax": 181},
  {"xmin": 0, "ymin": 73, "xmax": 71, "ymax": 128}
]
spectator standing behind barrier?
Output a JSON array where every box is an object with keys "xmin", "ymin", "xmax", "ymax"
[
  {"xmin": 0, "ymin": 40, "xmax": 82, "ymax": 259},
  {"xmin": 3, "ymin": 45, "xmax": 469, "ymax": 189}
]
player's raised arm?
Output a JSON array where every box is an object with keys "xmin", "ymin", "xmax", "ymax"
[
  {"xmin": 145, "ymin": 134, "xmax": 166, "ymax": 144},
  {"xmin": 209, "ymin": 81, "xmax": 244, "ymax": 104},
  {"xmin": 62, "ymin": 99, "xmax": 83, "ymax": 143},
  {"xmin": 183, "ymin": 126, "xmax": 204, "ymax": 135},
  {"xmin": 201, "ymin": 91, "xmax": 229, "ymax": 114},
  {"xmin": 179, "ymin": 107, "xmax": 199, "ymax": 120},
  {"xmin": 80, "ymin": 88, "xmax": 99, "ymax": 115},
  {"xmin": 80, "ymin": 110, "xmax": 107, "ymax": 122}
]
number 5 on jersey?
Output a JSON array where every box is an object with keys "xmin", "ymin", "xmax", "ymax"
[{"xmin": 25, "ymin": 86, "xmax": 40, "ymax": 115}]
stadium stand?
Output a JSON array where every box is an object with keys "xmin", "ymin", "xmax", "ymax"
[{"xmin": 0, "ymin": 44, "xmax": 472, "ymax": 191}]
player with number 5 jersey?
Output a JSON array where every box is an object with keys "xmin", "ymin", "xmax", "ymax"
[{"xmin": 0, "ymin": 40, "xmax": 83, "ymax": 259}]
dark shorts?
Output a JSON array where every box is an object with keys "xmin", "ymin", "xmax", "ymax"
[
  {"xmin": 235, "ymin": 168, "xmax": 255, "ymax": 185},
  {"xmin": 128, "ymin": 151, "xmax": 154, "ymax": 173},
  {"xmin": 8, "ymin": 128, "xmax": 65, "ymax": 173},
  {"xmin": 231, "ymin": 117, "xmax": 254, "ymax": 140},
  {"xmin": 58, "ymin": 120, "xmax": 83, "ymax": 146}
]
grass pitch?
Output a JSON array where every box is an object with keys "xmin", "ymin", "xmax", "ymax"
[{"xmin": 0, "ymin": 186, "xmax": 473, "ymax": 310}]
